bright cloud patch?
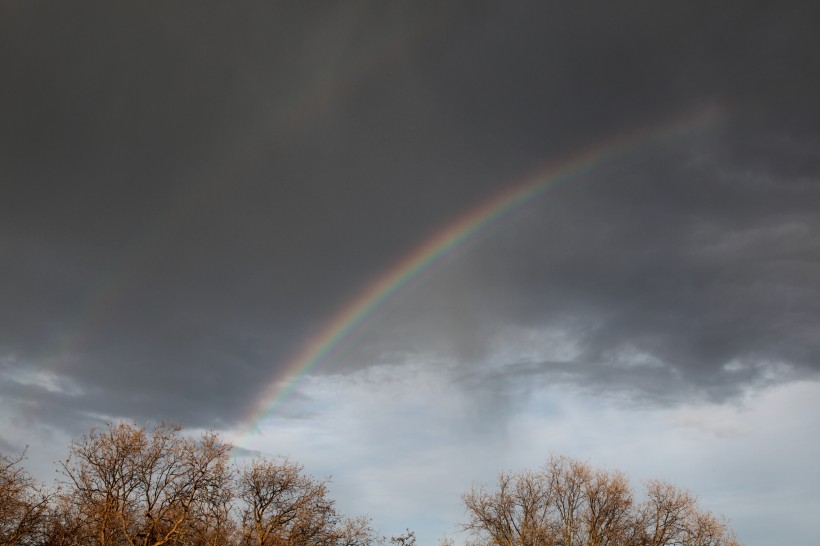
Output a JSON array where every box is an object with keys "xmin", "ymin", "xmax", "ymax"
[{"xmin": 238, "ymin": 359, "xmax": 820, "ymax": 545}]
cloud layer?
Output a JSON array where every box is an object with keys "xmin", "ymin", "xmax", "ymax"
[{"xmin": 1, "ymin": 4, "xmax": 819, "ymax": 543}]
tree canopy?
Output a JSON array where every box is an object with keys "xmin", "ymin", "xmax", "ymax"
[
  {"xmin": 1, "ymin": 422, "xmax": 742, "ymax": 546},
  {"xmin": 462, "ymin": 455, "xmax": 740, "ymax": 546}
]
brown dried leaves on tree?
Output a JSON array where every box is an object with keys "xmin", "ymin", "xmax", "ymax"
[
  {"xmin": 3, "ymin": 423, "xmax": 742, "ymax": 546},
  {"xmin": 48, "ymin": 421, "xmax": 377, "ymax": 546},
  {"xmin": 1, "ymin": 450, "xmax": 50, "ymax": 546},
  {"xmin": 462, "ymin": 455, "xmax": 740, "ymax": 546},
  {"xmin": 57, "ymin": 422, "xmax": 233, "ymax": 546}
]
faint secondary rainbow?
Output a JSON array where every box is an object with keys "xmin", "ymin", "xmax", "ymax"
[{"xmin": 239, "ymin": 106, "xmax": 725, "ymax": 437}]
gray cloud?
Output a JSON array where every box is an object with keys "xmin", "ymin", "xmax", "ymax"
[
  {"xmin": 1, "ymin": 1, "xmax": 819, "ymax": 433},
  {"xmin": 335, "ymin": 133, "xmax": 820, "ymax": 401}
]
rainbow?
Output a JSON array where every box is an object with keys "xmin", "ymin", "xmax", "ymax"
[{"xmin": 239, "ymin": 106, "xmax": 724, "ymax": 436}]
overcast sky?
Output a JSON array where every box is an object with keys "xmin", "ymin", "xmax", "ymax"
[{"xmin": 2, "ymin": 2, "xmax": 819, "ymax": 544}]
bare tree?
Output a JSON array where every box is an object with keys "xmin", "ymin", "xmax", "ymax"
[
  {"xmin": 333, "ymin": 516, "xmax": 377, "ymax": 546},
  {"xmin": 59, "ymin": 422, "xmax": 232, "ymax": 546},
  {"xmin": 683, "ymin": 509, "xmax": 740, "ymax": 546},
  {"xmin": 177, "ymin": 440, "xmax": 236, "ymax": 546},
  {"xmin": 9, "ymin": 422, "xmax": 744, "ymax": 546},
  {"xmin": 387, "ymin": 529, "xmax": 416, "ymax": 546},
  {"xmin": 40, "ymin": 492, "xmax": 85, "ymax": 546},
  {"xmin": 237, "ymin": 457, "xmax": 376, "ymax": 546},
  {"xmin": 545, "ymin": 456, "xmax": 588, "ymax": 546},
  {"xmin": 0, "ymin": 450, "xmax": 49, "ymax": 546},
  {"xmin": 634, "ymin": 480, "xmax": 696, "ymax": 546},
  {"xmin": 6, "ymin": 422, "xmax": 387, "ymax": 546},
  {"xmin": 463, "ymin": 469, "xmax": 556, "ymax": 546},
  {"xmin": 634, "ymin": 481, "xmax": 740, "ymax": 546},
  {"xmin": 579, "ymin": 467, "xmax": 633, "ymax": 546},
  {"xmin": 542, "ymin": 456, "xmax": 635, "ymax": 546},
  {"xmin": 462, "ymin": 456, "xmax": 741, "ymax": 546}
]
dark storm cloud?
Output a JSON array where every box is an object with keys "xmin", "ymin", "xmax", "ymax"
[
  {"xmin": 354, "ymin": 135, "xmax": 820, "ymax": 401},
  {"xmin": 2, "ymin": 1, "xmax": 819, "ymax": 429}
]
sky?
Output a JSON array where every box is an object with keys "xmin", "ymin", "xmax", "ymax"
[{"xmin": 1, "ymin": 2, "xmax": 819, "ymax": 544}]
